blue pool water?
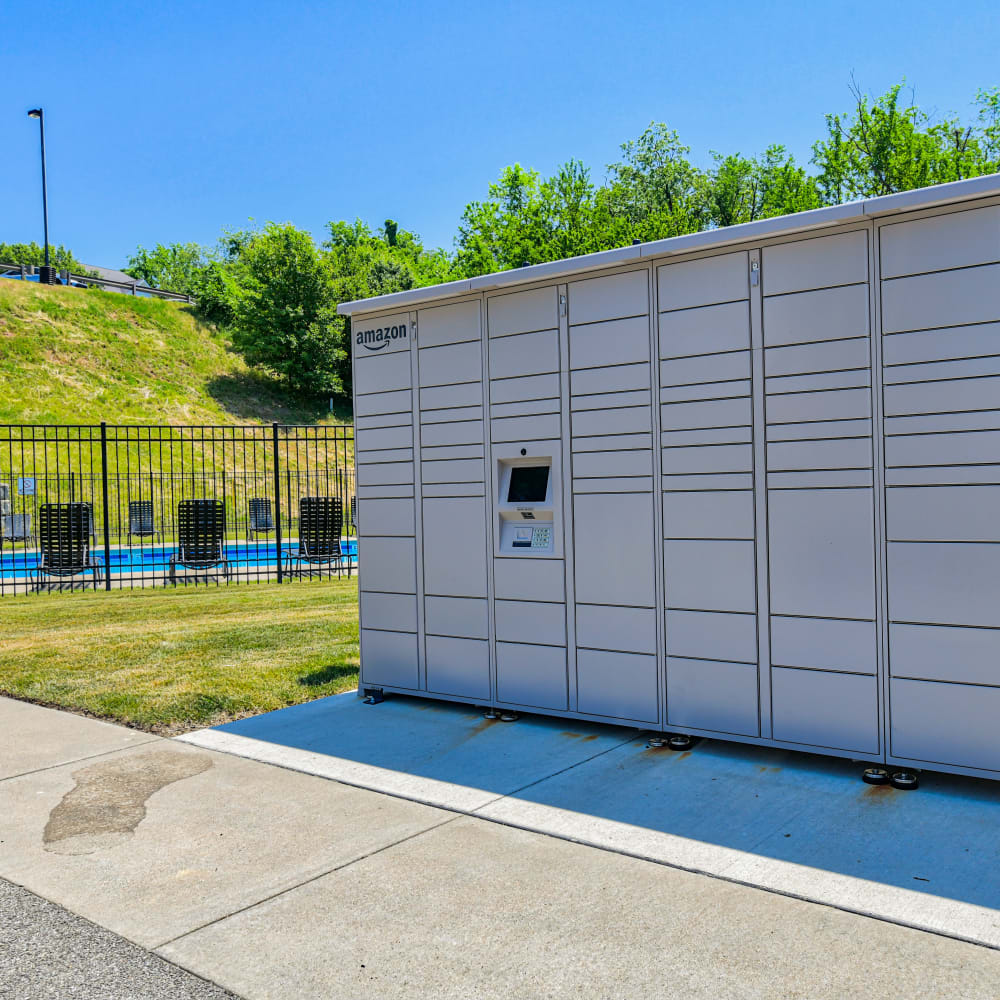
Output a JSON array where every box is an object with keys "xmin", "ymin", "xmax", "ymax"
[{"xmin": 0, "ymin": 539, "xmax": 358, "ymax": 581}]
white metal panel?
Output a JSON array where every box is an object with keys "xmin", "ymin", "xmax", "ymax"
[
  {"xmin": 881, "ymin": 323, "xmax": 1000, "ymax": 366},
  {"xmin": 420, "ymin": 406, "xmax": 482, "ymax": 424},
  {"xmin": 766, "ymin": 369, "xmax": 870, "ymax": 394},
  {"xmin": 763, "ymin": 284, "xmax": 870, "ymax": 347},
  {"xmin": 491, "ymin": 413, "xmax": 561, "ymax": 442},
  {"xmin": 422, "ymin": 497, "xmax": 487, "ymax": 598},
  {"xmin": 571, "ymin": 389, "xmax": 651, "ymax": 411},
  {"xmin": 571, "ymin": 362, "xmax": 650, "ymax": 395},
  {"xmin": 573, "ymin": 476, "xmax": 653, "ymax": 493},
  {"xmin": 570, "ymin": 315, "xmax": 649, "ymax": 369},
  {"xmin": 663, "ymin": 491, "xmax": 755, "ymax": 539},
  {"xmin": 360, "ymin": 537, "xmax": 416, "ymax": 593},
  {"xmin": 357, "ymin": 484, "xmax": 414, "ymax": 500},
  {"xmin": 420, "ymin": 443, "xmax": 484, "ymax": 461},
  {"xmin": 884, "ymin": 375, "xmax": 1000, "ymax": 417},
  {"xmin": 659, "ymin": 300, "xmax": 750, "ymax": 358},
  {"xmin": 665, "ymin": 609, "xmax": 757, "ymax": 663},
  {"xmin": 358, "ymin": 447, "xmax": 414, "ymax": 464},
  {"xmin": 355, "ymin": 412, "xmax": 411, "ymax": 430},
  {"xmin": 356, "ymin": 461, "xmax": 414, "ymax": 487},
  {"xmin": 660, "ymin": 397, "xmax": 752, "ymax": 431},
  {"xmin": 886, "ymin": 485, "xmax": 1000, "ymax": 542},
  {"xmin": 660, "ymin": 380, "xmax": 751, "ymax": 404},
  {"xmin": 767, "ymin": 489, "xmax": 875, "ymax": 619},
  {"xmin": 356, "ymin": 424, "xmax": 413, "ymax": 452},
  {"xmin": 493, "ymin": 558, "xmax": 566, "ymax": 602},
  {"xmin": 575, "ymin": 604, "xmax": 657, "ymax": 654},
  {"xmin": 766, "ymin": 438, "xmax": 872, "ymax": 472},
  {"xmin": 491, "ymin": 399, "xmax": 561, "ymax": 419},
  {"xmin": 355, "ymin": 389, "xmax": 413, "ymax": 417},
  {"xmin": 417, "ymin": 299, "xmax": 481, "ymax": 348},
  {"xmin": 880, "ymin": 205, "xmax": 1000, "ymax": 279},
  {"xmin": 666, "ymin": 657, "xmax": 759, "ymax": 736},
  {"xmin": 424, "ymin": 596, "xmax": 489, "ymax": 640},
  {"xmin": 662, "ymin": 444, "xmax": 752, "ymax": 475},
  {"xmin": 573, "ymin": 432, "xmax": 653, "ymax": 453},
  {"xmin": 660, "ymin": 351, "xmax": 750, "ymax": 387},
  {"xmin": 664, "ymin": 539, "xmax": 757, "ymax": 612},
  {"xmin": 768, "ymin": 418, "xmax": 872, "ymax": 442},
  {"xmin": 418, "ymin": 340, "xmax": 482, "ymax": 387},
  {"xmin": 488, "ymin": 328, "xmax": 560, "ymax": 379},
  {"xmin": 891, "ymin": 677, "xmax": 1000, "ymax": 770},
  {"xmin": 361, "ymin": 628, "xmax": 419, "ymax": 690},
  {"xmin": 572, "ymin": 450, "xmax": 652, "ymax": 479},
  {"xmin": 658, "ymin": 252, "xmax": 748, "ymax": 311},
  {"xmin": 666, "ymin": 473, "xmax": 754, "ymax": 491},
  {"xmin": 360, "ymin": 592, "xmax": 418, "ymax": 633},
  {"xmin": 419, "ymin": 382, "xmax": 483, "ymax": 410},
  {"xmin": 882, "ymin": 264, "xmax": 1000, "ymax": 335},
  {"xmin": 572, "ymin": 406, "xmax": 651, "ymax": 438},
  {"xmin": 890, "ymin": 623, "xmax": 1000, "ymax": 687},
  {"xmin": 496, "ymin": 642, "xmax": 567, "ymax": 710},
  {"xmin": 425, "ymin": 635, "xmax": 490, "ymax": 700},
  {"xmin": 888, "ymin": 541, "xmax": 1000, "ymax": 627},
  {"xmin": 881, "ymin": 355, "xmax": 1000, "ymax": 385},
  {"xmin": 354, "ymin": 350, "xmax": 412, "ymax": 395},
  {"xmin": 421, "ymin": 458, "xmax": 484, "ymax": 484},
  {"xmin": 771, "ymin": 667, "xmax": 878, "ymax": 753},
  {"xmin": 765, "ymin": 338, "xmax": 871, "ymax": 377},
  {"xmin": 488, "ymin": 286, "xmax": 558, "ymax": 338},
  {"xmin": 768, "ymin": 470, "xmax": 874, "ymax": 489},
  {"xmin": 763, "ymin": 230, "xmax": 868, "ymax": 296},
  {"xmin": 489, "ymin": 373, "xmax": 561, "ymax": 404},
  {"xmin": 357, "ymin": 497, "xmax": 414, "ymax": 536},
  {"xmin": 576, "ymin": 649, "xmax": 659, "ymax": 723},
  {"xmin": 495, "ymin": 599, "xmax": 566, "ymax": 646},
  {"xmin": 886, "ymin": 429, "xmax": 1000, "ymax": 468},
  {"xmin": 771, "ymin": 616, "xmax": 876, "ymax": 674},
  {"xmin": 662, "ymin": 426, "xmax": 752, "ymax": 447},
  {"xmin": 569, "ymin": 269, "xmax": 648, "ymax": 325},
  {"xmin": 574, "ymin": 492, "xmax": 655, "ymax": 607},
  {"xmin": 420, "ymin": 420, "xmax": 484, "ymax": 447},
  {"xmin": 766, "ymin": 387, "xmax": 871, "ymax": 424}
]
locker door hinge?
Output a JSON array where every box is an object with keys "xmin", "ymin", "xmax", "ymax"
[
  {"xmin": 410, "ymin": 319, "xmax": 418, "ymax": 342},
  {"xmin": 750, "ymin": 259, "xmax": 760, "ymax": 287},
  {"xmin": 559, "ymin": 294, "xmax": 567, "ymax": 317}
]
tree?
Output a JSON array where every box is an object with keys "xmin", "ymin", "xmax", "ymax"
[
  {"xmin": 0, "ymin": 241, "xmax": 91, "ymax": 272},
  {"xmin": 709, "ymin": 146, "xmax": 821, "ymax": 227},
  {"xmin": 226, "ymin": 222, "xmax": 346, "ymax": 396},
  {"xmin": 124, "ymin": 242, "xmax": 209, "ymax": 297}
]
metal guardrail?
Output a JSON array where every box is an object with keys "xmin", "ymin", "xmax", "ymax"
[{"xmin": 0, "ymin": 263, "xmax": 193, "ymax": 303}]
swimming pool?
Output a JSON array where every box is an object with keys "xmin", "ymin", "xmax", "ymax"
[{"xmin": 0, "ymin": 539, "xmax": 359, "ymax": 582}]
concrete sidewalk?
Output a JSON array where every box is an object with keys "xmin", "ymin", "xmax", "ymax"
[{"xmin": 3, "ymin": 695, "xmax": 1000, "ymax": 999}]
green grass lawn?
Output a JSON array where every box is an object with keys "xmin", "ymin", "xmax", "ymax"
[{"xmin": 0, "ymin": 580, "xmax": 359, "ymax": 733}]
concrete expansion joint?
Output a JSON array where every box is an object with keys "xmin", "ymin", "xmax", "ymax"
[{"xmin": 0, "ymin": 736, "xmax": 162, "ymax": 785}]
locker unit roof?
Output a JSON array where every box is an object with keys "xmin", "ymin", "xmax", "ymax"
[{"xmin": 336, "ymin": 172, "xmax": 1000, "ymax": 317}]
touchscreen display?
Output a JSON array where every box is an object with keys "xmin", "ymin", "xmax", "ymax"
[{"xmin": 507, "ymin": 465, "xmax": 549, "ymax": 503}]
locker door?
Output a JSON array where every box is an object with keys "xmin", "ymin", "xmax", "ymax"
[{"xmin": 763, "ymin": 229, "xmax": 880, "ymax": 756}]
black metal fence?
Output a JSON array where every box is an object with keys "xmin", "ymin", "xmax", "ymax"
[{"xmin": 0, "ymin": 424, "xmax": 355, "ymax": 596}]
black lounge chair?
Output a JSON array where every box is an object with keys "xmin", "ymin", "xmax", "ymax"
[
  {"xmin": 247, "ymin": 497, "xmax": 275, "ymax": 539},
  {"xmin": 284, "ymin": 496, "xmax": 343, "ymax": 578},
  {"xmin": 127, "ymin": 500, "xmax": 158, "ymax": 544},
  {"xmin": 2, "ymin": 513, "xmax": 33, "ymax": 547},
  {"xmin": 350, "ymin": 495, "xmax": 357, "ymax": 534},
  {"xmin": 169, "ymin": 499, "xmax": 229, "ymax": 584},
  {"xmin": 30, "ymin": 503, "xmax": 103, "ymax": 590}
]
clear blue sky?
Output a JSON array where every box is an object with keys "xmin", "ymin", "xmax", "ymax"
[{"xmin": 4, "ymin": 0, "xmax": 998, "ymax": 268}]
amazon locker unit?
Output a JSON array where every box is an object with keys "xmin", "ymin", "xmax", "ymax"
[{"xmin": 340, "ymin": 172, "xmax": 1000, "ymax": 782}]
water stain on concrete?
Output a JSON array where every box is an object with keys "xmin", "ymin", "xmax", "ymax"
[
  {"xmin": 43, "ymin": 749, "xmax": 213, "ymax": 856},
  {"xmin": 862, "ymin": 783, "xmax": 898, "ymax": 803}
]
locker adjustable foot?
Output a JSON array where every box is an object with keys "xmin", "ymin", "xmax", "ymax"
[
  {"xmin": 362, "ymin": 688, "xmax": 385, "ymax": 705},
  {"xmin": 646, "ymin": 735, "xmax": 668, "ymax": 749},
  {"xmin": 667, "ymin": 734, "xmax": 695, "ymax": 751},
  {"xmin": 483, "ymin": 708, "xmax": 500, "ymax": 720},
  {"xmin": 890, "ymin": 770, "xmax": 920, "ymax": 790},
  {"xmin": 499, "ymin": 711, "xmax": 519, "ymax": 722},
  {"xmin": 862, "ymin": 767, "xmax": 889, "ymax": 785}
]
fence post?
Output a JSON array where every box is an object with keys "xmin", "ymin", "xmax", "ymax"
[
  {"xmin": 272, "ymin": 422, "xmax": 283, "ymax": 583},
  {"xmin": 100, "ymin": 422, "xmax": 112, "ymax": 591}
]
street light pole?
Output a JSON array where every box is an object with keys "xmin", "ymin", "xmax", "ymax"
[{"xmin": 27, "ymin": 108, "xmax": 52, "ymax": 279}]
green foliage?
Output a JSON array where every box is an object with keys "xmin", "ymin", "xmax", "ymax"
[
  {"xmin": 812, "ymin": 82, "xmax": 1000, "ymax": 202},
  {"xmin": 710, "ymin": 146, "xmax": 822, "ymax": 227},
  {"xmin": 224, "ymin": 222, "xmax": 347, "ymax": 397},
  {"xmin": 124, "ymin": 242, "xmax": 209, "ymax": 296},
  {"xmin": 0, "ymin": 241, "xmax": 90, "ymax": 272}
]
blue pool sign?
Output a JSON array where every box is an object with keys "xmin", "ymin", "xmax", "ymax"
[{"xmin": 17, "ymin": 477, "xmax": 35, "ymax": 496}]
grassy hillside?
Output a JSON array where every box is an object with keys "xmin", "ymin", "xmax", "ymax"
[{"xmin": 0, "ymin": 279, "xmax": 351, "ymax": 427}]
